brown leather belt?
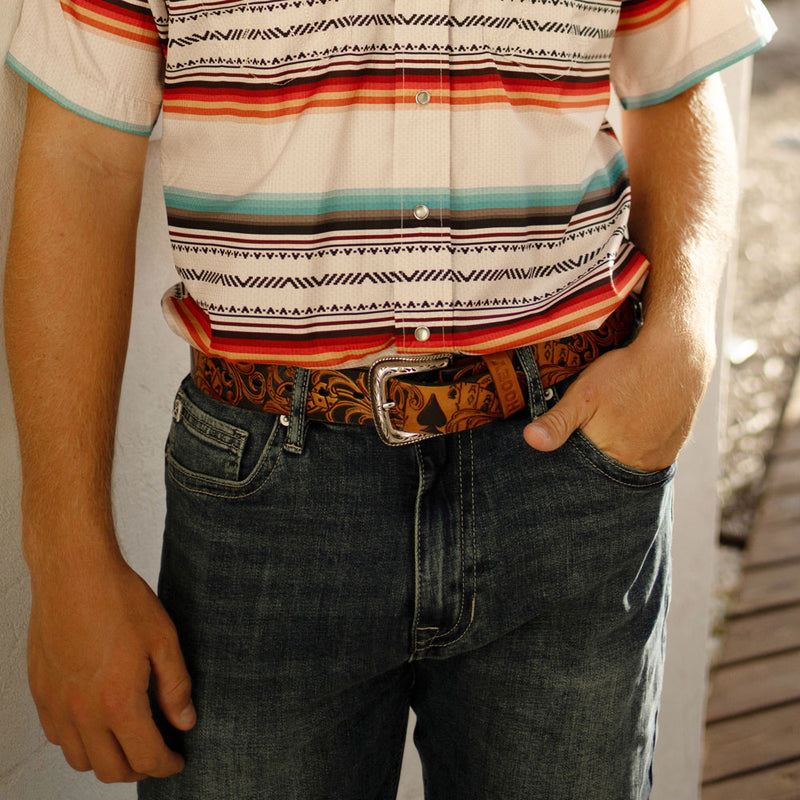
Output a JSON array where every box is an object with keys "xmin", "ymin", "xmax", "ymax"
[{"xmin": 191, "ymin": 296, "xmax": 640, "ymax": 446}]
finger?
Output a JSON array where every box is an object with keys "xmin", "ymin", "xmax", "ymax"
[
  {"xmin": 33, "ymin": 700, "xmax": 61, "ymax": 745},
  {"xmin": 53, "ymin": 721, "xmax": 92, "ymax": 773},
  {"xmin": 150, "ymin": 633, "xmax": 196, "ymax": 732},
  {"xmin": 80, "ymin": 728, "xmax": 149, "ymax": 784},
  {"xmin": 116, "ymin": 693, "xmax": 186, "ymax": 778},
  {"xmin": 524, "ymin": 382, "xmax": 592, "ymax": 451}
]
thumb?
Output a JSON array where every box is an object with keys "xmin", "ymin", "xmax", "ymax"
[
  {"xmin": 151, "ymin": 633, "xmax": 196, "ymax": 731},
  {"xmin": 523, "ymin": 388, "xmax": 588, "ymax": 451}
]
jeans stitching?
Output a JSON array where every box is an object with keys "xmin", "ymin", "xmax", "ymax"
[
  {"xmin": 165, "ymin": 417, "xmax": 284, "ymax": 497},
  {"xmin": 177, "ymin": 394, "xmax": 248, "ymax": 450},
  {"xmin": 284, "ymin": 367, "xmax": 311, "ymax": 454},
  {"xmin": 167, "ymin": 452, "xmax": 284, "ymax": 499},
  {"xmin": 426, "ymin": 435, "xmax": 467, "ymax": 644},
  {"xmin": 412, "ymin": 444, "xmax": 428, "ymax": 655},
  {"xmin": 567, "ymin": 434, "xmax": 675, "ymax": 488},
  {"xmin": 427, "ymin": 430, "xmax": 477, "ymax": 650},
  {"xmin": 172, "ymin": 405, "xmax": 245, "ymax": 478}
]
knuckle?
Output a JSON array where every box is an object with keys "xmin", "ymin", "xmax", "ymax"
[
  {"xmin": 545, "ymin": 409, "xmax": 571, "ymax": 439},
  {"xmin": 154, "ymin": 666, "xmax": 192, "ymax": 710},
  {"xmin": 163, "ymin": 672, "xmax": 192, "ymax": 701},
  {"xmin": 65, "ymin": 694, "xmax": 93, "ymax": 726},
  {"xmin": 96, "ymin": 768, "xmax": 135, "ymax": 785},
  {"xmin": 43, "ymin": 728, "xmax": 61, "ymax": 745},
  {"xmin": 150, "ymin": 626, "xmax": 179, "ymax": 657},
  {"xmin": 63, "ymin": 752, "xmax": 92, "ymax": 772},
  {"xmin": 28, "ymin": 675, "xmax": 49, "ymax": 702},
  {"xmin": 129, "ymin": 756, "xmax": 160, "ymax": 775},
  {"xmin": 98, "ymin": 686, "xmax": 129, "ymax": 720}
]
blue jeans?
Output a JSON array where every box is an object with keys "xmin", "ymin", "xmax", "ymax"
[{"xmin": 138, "ymin": 348, "xmax": 674, "ymax": 800}]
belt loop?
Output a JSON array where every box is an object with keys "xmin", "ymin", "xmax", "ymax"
[
  {"xmin": 283, "ymin": 367, "xmax": 311, "ymax": 454},
  {"xmin": 515, "ymin": 346, "xmax": 548, "ymax": 419}
]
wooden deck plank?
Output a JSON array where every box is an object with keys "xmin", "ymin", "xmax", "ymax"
[
  {"xmin": 731, "ymin": 562, "xmax": 800, "ymax": 616},
  {"xmin": 704, "ymin": 372, "xmax": 800, "ymax": 796},
  {"xmin": 756, "ymin": 489, "xmax": 800, "ymax": 527},
  {"xmin": 772, "ymin": 423, "xmax": 800, "ymax": 457},
  {"xmin": 702, "ymin": 761, "xmax": 800, "ymax": 800},
  {"xmin": 765, "ymin": 454, "xmax": 800, "ymax": 494},
  {"xmin": 703, "ymin": 703, "xmax": 800, "ymax": 783},
  {"xmin": 746, "ymin": 518, "xmax": 800, "ymax": 566},
  {"xmin": 716, "ymin": 605, "xmax": 800, "ymax": 664},
  {"xmin": 706, "ymin": 649, "xmax": 800, "ymax": 721}
]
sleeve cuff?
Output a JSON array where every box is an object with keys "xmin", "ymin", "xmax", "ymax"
[
  {"xmin": 6, "ymin": 52, "xmax": 159, "ymax": 137},
  {"xmin": 619, "ymin": 32, "xmax": 776, "ymax": 110}
]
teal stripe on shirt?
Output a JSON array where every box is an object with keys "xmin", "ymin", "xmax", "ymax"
[{"xmin": 163, "ymin": 154, "xmax": 628, "ymax": 216}]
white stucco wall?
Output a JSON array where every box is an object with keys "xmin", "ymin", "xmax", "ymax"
[
  {"xmin": 0, "ymin": 7, "xmax": 748, "ymax": 794},
  {"xmin": 650, "ymin": 59, "xmax": 753, "ymax": 800}
]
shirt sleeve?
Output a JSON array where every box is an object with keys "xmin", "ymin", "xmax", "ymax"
[
  {"xmin": 6, "ymin": 0, "xmax": 165, "ymax": 136},
  {"xmin": 611, "ymin": 0, "xmax": 777, "ymax": 109}
]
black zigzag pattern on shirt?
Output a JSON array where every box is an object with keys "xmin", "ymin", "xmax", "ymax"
[{"xmin": 174, "ymin": 247, "xmax": 605, "ymax": 289}]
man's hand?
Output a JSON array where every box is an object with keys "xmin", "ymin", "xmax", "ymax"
[
  {"xmin": 523, "ymin": 328, "xmax": 713, "ymax": 472},
  {"xmin": 27, "ymin": 547, "xmax": 196, "ymax": 783},
  {"xmin": 6, "ymin": 89, "xmax": 192, "ymax": 783},
  {"xmin": 523, "ymin": 76, "xmax": 738, "ymax": 468}
]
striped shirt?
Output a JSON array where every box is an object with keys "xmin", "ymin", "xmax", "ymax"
[{"xmin": 7, "ymin": 0, "xmax": 775, "ymax": 367}]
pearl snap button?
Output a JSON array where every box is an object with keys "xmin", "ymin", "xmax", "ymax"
[
  {"xmin": 415, "ymin": 90, "xmax": 431, "ymax": 106},
  {"xmin": 414, "ymin": 326, "xmax": 431, "ymax": 342},
  {"xmin": 413, "ymin": 204, "xmax": 430, "ymax": 221}
]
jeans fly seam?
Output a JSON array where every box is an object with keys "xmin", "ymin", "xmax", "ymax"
[
  {"xmin": 427, "ymin": 430, "xmax": 476, "ymax": 650},
  {"xmin": 424, "ymin": 435, "xmax": 466, "ymax": 644},
  {"xmin": 470, "ymin": 428, "xmax": 477, "ymax": 622},
  {"xmin": 411, "ymin": 443, "xmax": 433, "ymax": 655}
]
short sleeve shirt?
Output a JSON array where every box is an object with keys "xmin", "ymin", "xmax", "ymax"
[{"xmin": 7, "ymin": 0, "xmax": 776, "ymax": 367}]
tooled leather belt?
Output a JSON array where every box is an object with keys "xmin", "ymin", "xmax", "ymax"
[{"xmin": 191, "ymin": 295, "xmax": 640, "ymax": 446}]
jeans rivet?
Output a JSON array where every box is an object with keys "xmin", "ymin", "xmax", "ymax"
[
  {"xmin": 279, "ymin": 414, "xmax": 290, "ymax": 427},
  {"xmin": 543, "ymin": 388, "xmax": 555, "ymax": 402}
]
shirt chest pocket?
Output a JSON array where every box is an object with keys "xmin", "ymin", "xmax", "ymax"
[
  {"xmin": 475, "ymin": 0, "xmax": 610, "ymax": 81},
  {"xmin": 168, "ymin": 0, "xmax": 353, "ymax": 86}
]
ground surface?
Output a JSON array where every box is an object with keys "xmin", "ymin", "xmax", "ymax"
[{"xmin": 713, "ymin": 0, "xmax": 800, "ymax": 650}]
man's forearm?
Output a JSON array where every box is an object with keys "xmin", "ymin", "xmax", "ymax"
[
  {"xmin": 622, "ymin": 74, "xmax": 740, "ymax": 369},
  {"xmin": 5, "ymin": 88, "xmax": 148, "ymax": 564},
  {"xmin": 524, "ymin": 76, "xmax": 741, "ymax": 468},
  {"xmin": 8, "ymin": 93, "xmax": 195, "ymax": 783}
]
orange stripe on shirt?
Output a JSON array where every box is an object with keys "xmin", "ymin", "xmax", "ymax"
[
  {"xmin": 61, "ymin": 0, "xmax": 160, "ymax": 48},
  {"xmin": 616, "ymin": 0, "xmax": 687, "ymax": 34}
]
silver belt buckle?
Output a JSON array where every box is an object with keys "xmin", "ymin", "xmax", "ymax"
[{"xmin": 368, "ymin": 353, "xmax": 453, "ymax": 446}]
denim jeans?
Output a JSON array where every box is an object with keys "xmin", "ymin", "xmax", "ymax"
[{"xmin": 138, "ymin": 348, "xmax": 674, "ymax": 800}]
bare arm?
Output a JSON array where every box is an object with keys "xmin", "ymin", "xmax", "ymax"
[
  {"xmin": 524, "ymin": 75, "xmax": 738, "ymax": 469},
  {"xmin": 5, "ymin": 87, "xmax": 194, "ymax": 783}
]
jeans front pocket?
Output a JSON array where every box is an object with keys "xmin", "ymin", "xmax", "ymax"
[
  {"xmin": 165, "ymin": 377, "xmax": 286, "ymax": 499},
  {"xmin": 568, "ymin": 428, "xmax": 676, "ymax": 488}
]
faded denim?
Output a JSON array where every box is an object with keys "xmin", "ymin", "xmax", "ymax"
[{"xmin": 139, "ymin": 348, "xmax": 674, "ymax": 800}]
